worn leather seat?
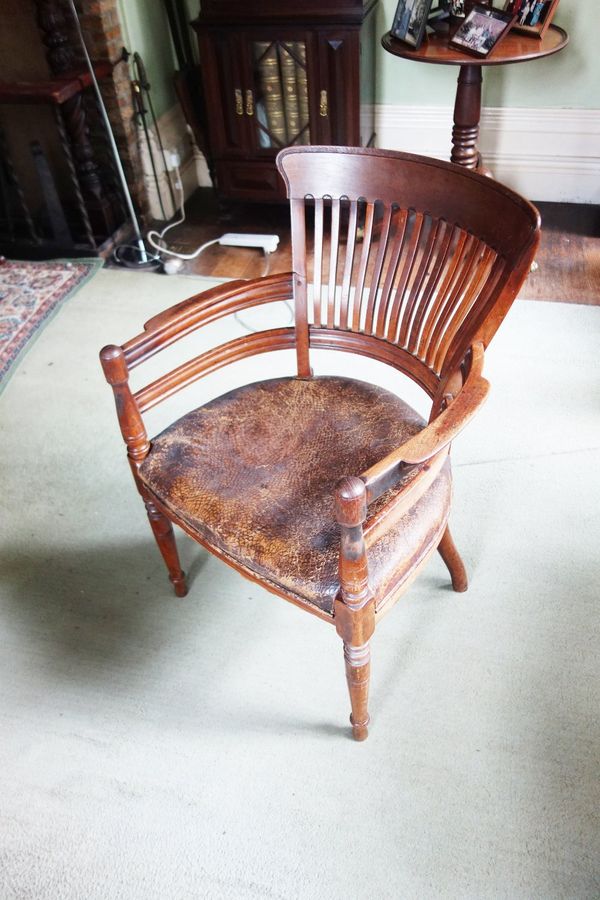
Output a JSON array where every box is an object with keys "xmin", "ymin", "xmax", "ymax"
[{"xmin": 139, "ymin": 376, "xmax": 452, "ymax": 614}]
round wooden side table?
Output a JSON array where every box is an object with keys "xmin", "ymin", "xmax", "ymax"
[{"xmin": 381, "ymin": 24, "xmax": 568, "ymax": 171}]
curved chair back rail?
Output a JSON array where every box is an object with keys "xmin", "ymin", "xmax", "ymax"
[{"xmin": 277, "ymin": 146, "xmax": 540, "ymax": 385}]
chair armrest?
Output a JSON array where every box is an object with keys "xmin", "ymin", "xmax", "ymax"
[
  {"xmin": 101, "ymin": 271, "xmax": 296, "ymax": 416},
  {"xmin": 361, "ymin": 346, "xmax": 490, "ymax": 504},
  {"xmin": 122, "ymin": 272, "xmax": 294, "ymax": 368}
]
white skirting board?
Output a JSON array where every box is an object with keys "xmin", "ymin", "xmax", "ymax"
[
  {"xmin": 374, "ymin": 104, "xmax": 600, "ymax": 204},
  {"xmin": 143, "ymin": 103, "xmax": 599, "ymax": 209},
  {"xmin": 141, "ymin": 104, "xmax": 212, "ymax": 221}
]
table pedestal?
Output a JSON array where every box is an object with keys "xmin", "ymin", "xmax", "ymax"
[
  {"xmin": 451, "ymin": 65, "xmax": 482, "ymax": 170},
  {"xmin": 381, "ymin": 25, "xmax": 569, "ymax": 174}
]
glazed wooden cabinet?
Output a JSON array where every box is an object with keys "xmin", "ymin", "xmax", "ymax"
[{"xmin": 192, "ymin": 0, "xmax": 378, "ymax": 202}]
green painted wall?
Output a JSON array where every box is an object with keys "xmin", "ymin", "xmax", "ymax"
[
  {"xmin": 116, "ymin": 0, "xmax": 598, "ymax": 120},
  {"xmin": 116, "ymin": 0, "xmax": 178, "ymax": 118},
  {"xmin": 377, "ymin": 0, "xmax": 598, "ymax": 108}
]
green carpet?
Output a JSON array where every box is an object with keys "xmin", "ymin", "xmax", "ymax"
[{"xmin": 1, "ymin": 267, "xmax": 599, "ymax": 899}]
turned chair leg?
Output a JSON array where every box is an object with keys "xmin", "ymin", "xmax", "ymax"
[
  {"xmin": 343, "ymin": 641, "xmax": 371, "ymax": 741},
  {"xmin": 144, "ymin": 499, "xmax": 188, "ymax": 597},
  {"xmin": 438, "ymin": 525, "xmax": 468, "ymax": 593}
]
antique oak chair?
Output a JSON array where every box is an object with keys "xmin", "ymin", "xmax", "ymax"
[{"xmin": 100, "ymin": 147, "xmax": 540, "ymax": 740}]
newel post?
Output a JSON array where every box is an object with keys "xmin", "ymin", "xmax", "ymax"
[
  {"xmin": 334, "ymin": 476, "xmax": 375, "ymax": 741},
  {"xmin": 100, "ymin": 344, "xmax": 150, "ymax": 469}
]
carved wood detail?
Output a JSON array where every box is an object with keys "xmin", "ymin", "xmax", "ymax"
[{"xmin": 33, "ymin": 0, "xmax": 114, "ymax": 232}]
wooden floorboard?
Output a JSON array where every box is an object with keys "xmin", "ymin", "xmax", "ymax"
[
  {"xmin": 520, "ymin": 202, "xmax": 600, "ymax": 304},
  {"xmin": 145, "ymin": 191, "xmax": 600, "ymax": 305}
]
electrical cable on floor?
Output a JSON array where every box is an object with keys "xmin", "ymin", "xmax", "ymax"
[
  {"xmin": 146, "ymin": 168, "xmax": 292, "ymax": 331},
  {"xmin": 146, "ymin": 163, "xmax": 219, "ymax": 266}
]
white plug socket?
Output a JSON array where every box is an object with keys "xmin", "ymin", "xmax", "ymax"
[
  {"xmin": 166, "ymin": 149, "xmax": 181, "ymax": 170},
  {"xmin": 219, "ymin": 233, "xmax": 280, "ymax": 253}
]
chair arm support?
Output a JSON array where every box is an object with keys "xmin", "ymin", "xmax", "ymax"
[
  {"xmin": 361, "ymin": 354, "xmax": 490, "ymax": 504},
  {"xmin": 334, "ymin": 478, "xmax": 370, "ymax": 599}
]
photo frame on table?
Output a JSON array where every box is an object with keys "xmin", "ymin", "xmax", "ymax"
[
  {"xmin": 504, "ymin": 0, "xmax": 560, "ymax": 39},
  {"xmin": 449, "ymin": 5, "xmax": 516, "ymax": 58},
  {"xmin": 391, "ymin": 0, "xmax": 435, "ymax": 50}
]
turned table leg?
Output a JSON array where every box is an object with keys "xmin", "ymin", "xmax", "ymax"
[{"xmin": 451, "ymin": 64, "xmax": 483, "ymax": 171}]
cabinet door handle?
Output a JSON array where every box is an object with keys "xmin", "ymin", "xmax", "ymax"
[
  {"xmin": 234, "ymin": 88, "xmax": 243, "ymax": 116},
  {"xmin": 319, "ymin": 89, "xmax": 328, "ymax": 117},
  {"xmin": 245, "ymin": 89, "xmax": 254, "ymax": 116}
]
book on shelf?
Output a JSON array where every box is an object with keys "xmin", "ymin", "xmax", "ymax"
[
  {"xmin": 254, "ymin": 41, "xmax": 287, "ymax": 147},
  {"xmin": 280, "ymin": 42, "xmax": 301, "ymax": 145},
  {"xmin": 294, "ymin": 42, "xmax": 310, "ymax": 145},
  {"xmin": 253, "ymin": 40, "xmax": 312, "ymax": 147}
]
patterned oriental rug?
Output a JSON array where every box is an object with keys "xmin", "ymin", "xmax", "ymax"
[{"xmin": 0, "ymin": 257, "xmax": 101, "ymax": 391}]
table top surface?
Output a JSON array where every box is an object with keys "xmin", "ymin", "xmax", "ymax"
[{"xmin": 382, "ymin": 23, "xmax": 568, "ymax": 67}]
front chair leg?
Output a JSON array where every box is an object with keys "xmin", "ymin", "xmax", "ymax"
[
  {"xmin": 144, "ymin": 499, "xmax": 188, "ymax": 597},
  {"xmin": 438, "ymin": 525, "xmax": 468, "ymax": 593},
  {"xmin": 335, "ymin": 476, "xmax": 375, "ymax": 742},
  {"xmin": 343, "ymin": 640, "xmax": 371, "ymax": 741}
]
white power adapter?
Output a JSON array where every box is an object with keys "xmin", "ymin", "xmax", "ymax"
[
  {"xmin": 163, "ymin": 257, "xmax": 184, "ymax": 274},
  {"xmin": 219, "ymin": 233, "xmax": 280, "ymax": 254}
]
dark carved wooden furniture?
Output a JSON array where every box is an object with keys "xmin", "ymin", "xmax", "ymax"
[
  {"xmin": 0, "ymin": 66, "xmax": 118, "ymax": 252},
  {"xmin": 192, "ymin": 0, "xmax": 378, "ymax": 203},
  {"xmin": 101, "ymin": 146, "xmax": 540, "ymax": 740},
  {"xmin": 34, "ymin": 0, "xmax": 121, "ymax": 240},
  {"xmin": 0, "ymin": 0, "xmax": 125, "ymax": 256},
  {"xmin": 382, "ymin": 25, "xmax": 568, "ymax": 171}
]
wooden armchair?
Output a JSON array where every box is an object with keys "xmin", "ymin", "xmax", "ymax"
[{"xmin": 100, "ymin": 147, "xmax": 540, "ymax": 740}]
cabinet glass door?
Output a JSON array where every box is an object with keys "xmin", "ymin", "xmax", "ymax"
[{"xmin": 250, "ymin": 40, "xmax": 311, "ymax": 150}]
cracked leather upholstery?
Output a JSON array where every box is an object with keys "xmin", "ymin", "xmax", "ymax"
[{"xmin": 139, "ymin": 376, "xmax": 452, "ymax": 615}]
